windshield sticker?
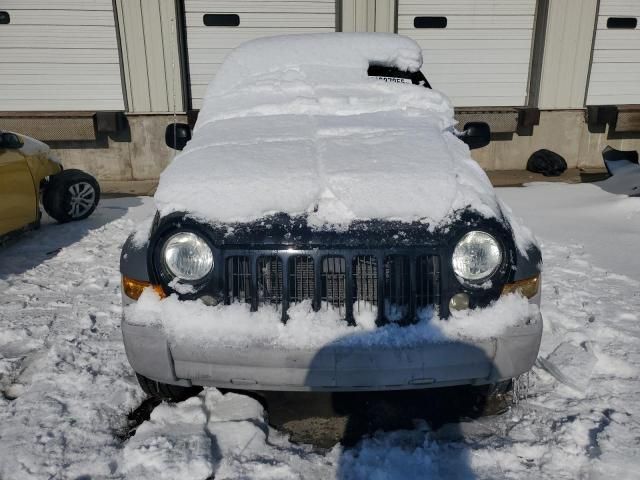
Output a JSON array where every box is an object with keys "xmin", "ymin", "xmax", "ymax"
[{"xmin": 375, "ymin": 76, "xmax": 413, "ymax": 84}]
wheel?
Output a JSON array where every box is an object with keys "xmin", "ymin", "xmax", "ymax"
[
  {"xmin": 42, "ymin": 169, "xmax": 100, "ymax": 223},
  {"xmin": 136, "ymin": 373, "xmax": 202, "ymax": 402}
]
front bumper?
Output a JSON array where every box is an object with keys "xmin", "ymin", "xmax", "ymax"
[{"xmin": 122, "ymin": 302, "xmax": 542, "ymax": 392}]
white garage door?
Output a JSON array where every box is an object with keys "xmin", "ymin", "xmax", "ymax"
[
  {"xmin": 398, "ymin": 0, "xmax": 537, "ymax": 107},
  {"xmin": 0, "ymin": 0, "xmax": 125, "ymax": 111},
  {"xmin": 586, "ymin": 0, "xmax": 640, "ymax": 105},
  {"xmin": 184, "ymin": 0, "xmax": 337, "ymax": 109}
]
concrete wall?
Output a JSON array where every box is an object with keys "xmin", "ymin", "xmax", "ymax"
[
  {"xmin": 47, "ymin": 110, "xmax": 640, "ymax": 189},
  {"xmin": 472, "ymin": 110, "xmax": 640, "ymax": 170},
  {"xmin": 51, "ymin": 114, "xmax": 186, "ymax": 191}
]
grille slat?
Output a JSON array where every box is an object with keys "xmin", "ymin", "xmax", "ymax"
[
  {"xmin": 226, "ymin": 256, "xmax": 251, "ymax": 304},
  {"xmin": 289, "ymin": 255, "xmax": 315, "ymax": 304},
  {"xmin": 257, "ymin": 256, "xmax": 283, "ymax": 310},
  {"xmin": 384, "ymin": 255, "xmax": 411, "ymax": 323},
  {"xmin": 416, "ymin": 255, "xmax": 440, "ymax": 320},
  {"xmin": 321, "ymin": 256, "xmax": 346, "ymax": 313},
  {"xmin": 353, "ymin": 255, "xmax": 378, "ymax": 314},
  {"xmin": 224, "ymin": 252, "xmax": 440, "ymax": 324}
]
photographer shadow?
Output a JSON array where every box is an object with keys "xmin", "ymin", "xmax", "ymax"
[{"xmin": 265, "ymin": 326, "xmax": 512, "ymax": 479}]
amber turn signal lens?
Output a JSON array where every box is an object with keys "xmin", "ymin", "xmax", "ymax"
[
  {"xmin": 122, "ymin": 276, "xmax": 166, "ymax": 300},
  {"xmin": 502, "ymin": 274, "xmax": 540, "ymax": 299}
]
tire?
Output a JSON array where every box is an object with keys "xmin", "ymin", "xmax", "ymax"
[
  {"xmin": 136, "ymin": 373, "xmax": 202, "ymax": 402},
  {"xmin": 42, "ymin": 169, "xmax": 100, "ymax": 223}
]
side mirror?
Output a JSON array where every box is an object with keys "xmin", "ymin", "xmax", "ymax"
[
  {"xmin": 165, "ymin": 123, "xmax": 192, "ymax": 151},
  {"xmin": 458, "ymin": 122, "xmax": 490, "ymax": 150},
  {"xmin": 0, "ymin": 132, "xmax": 23, "ymax": 149}
]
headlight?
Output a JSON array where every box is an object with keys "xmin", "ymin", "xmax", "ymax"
[
  {"xmin": 162, "ymin": 232, "xmax": 214, "ymax": 281},
  {"xmin": 452, "ymin": 231, "xmax": 502, "ymax": 282}
]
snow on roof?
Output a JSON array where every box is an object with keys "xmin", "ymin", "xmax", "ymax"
[
  {"xmin": 205, "ymin": 33, "xmax": 423, "ymax": 96},
  {"xmin": 154, "ymin": 33, "xmax": 534, "ymax": 251}
]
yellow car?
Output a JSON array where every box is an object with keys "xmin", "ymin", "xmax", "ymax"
[{"xmin": 0, "ymin": 130, "xmax": 100, "ymax": 241}]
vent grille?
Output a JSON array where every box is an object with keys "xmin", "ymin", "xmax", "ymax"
[
  {"xmin": 289, "ymin": 255, "xmax": 315, "ymax": 304},
  {"xmin": 417, "ymin": 255, "xmax": 441, "ymax": 308},
  {"xmin": 321, "ymin": 256, "xmax": 346, "ymax": 312},
  {"xmin": 384, "ymin": 255, "xmax": 411, "ymax": 322},
  {"xmin": 226, "ymin": 256, "xmax": 250, "ymax": 304},
  {"xmin": 223, "ymin": 252, "xmax": 440, "ymax": 323},
  {"xmin": 257, "ymin": 256, "xmax": 283, "ymax": 309},
  {"xmin": 353, "ymin": 255, "xmax": 378, "ymax": 315}
]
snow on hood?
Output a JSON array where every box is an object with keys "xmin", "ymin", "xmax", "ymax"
[{"xmin": 154, "ymin": 33, "xmax": 534, "ymax": 249}]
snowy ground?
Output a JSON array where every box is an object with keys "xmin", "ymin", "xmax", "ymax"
[{"xmin": 1, "ymin": 179, "xmax": 639, "ymax": 479}]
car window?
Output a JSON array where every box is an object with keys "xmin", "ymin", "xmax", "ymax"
[{"xmin": 367, "ymin": 65, "xmax": 431, "ymax": 88}]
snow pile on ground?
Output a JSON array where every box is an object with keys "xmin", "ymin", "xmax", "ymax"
[
  {"xmin": 154, "ymin": 33, "xmax": 533, "ymax": 252},
  {"xmin": 123, "ymin": 389, "xmax": 332, "ymax": 479},
  {"xmin": 127, "ymin": 290, "xmax": 538, "ymax": 350},
  {"xmin": 0, "ymin": 197, "xmax": 152, "ymax": 479},
  {"xmin": 1, "ymin": 176, "xmax": 639, "ymax": 479}
]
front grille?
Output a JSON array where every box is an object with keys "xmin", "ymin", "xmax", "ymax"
[{"xmin": 224, "ymin": 251, "xmax": 440, "ymax": 323}]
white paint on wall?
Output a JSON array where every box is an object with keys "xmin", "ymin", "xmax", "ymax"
[
  {"xmin": 184, "ymin": 0, "xmax": 337, "ymax": 109},
  {"xmin": 0, "ymin": 0, "xmax": 125, "ymax": 111},
  {"xmin": 398, "ymin": 0, "xmax": 537, "ymax": 107},
  {"xmin": 586, "ymin": 0, "xmax": 640, "ymax": 105}
]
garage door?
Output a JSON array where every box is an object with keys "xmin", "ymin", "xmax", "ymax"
[
  {"xmin": 398, "ymin": 0, "xmax": 537, "ymax": 107},
  {"xmin": 586, "ymin": 0, "xmax": 640, "ymax": 105},
  {"xmin": 0, "ymin": 0, "xmax": 125, "ymax": 111},
  {"xmin": 183, "ymin": 0, "xmax": 337, "ymax": 109}
]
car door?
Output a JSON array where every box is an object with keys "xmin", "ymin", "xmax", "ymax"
[{"xmin": 0, "ymin": 145, "xmax": 38, "ymax": 237}]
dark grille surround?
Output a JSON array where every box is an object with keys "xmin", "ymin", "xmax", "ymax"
[{"xmin": 224, "ymin": 250, "xmax": 441, "ymax": 325}]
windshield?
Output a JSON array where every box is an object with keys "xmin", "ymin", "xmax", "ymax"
[{"xmin": 367, "ymin": 65, "xmax": 431, "ymax": 88}]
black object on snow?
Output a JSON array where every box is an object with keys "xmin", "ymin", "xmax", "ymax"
[
  {"xmin": 526, "ymin": 149, "xmax": 568, "ymax": 177},
  {"xmin": 602, "ymin": 145, "xmax": 639, "ymax": 176}
]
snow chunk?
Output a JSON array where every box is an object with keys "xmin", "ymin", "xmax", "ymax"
[
  {"xmin": 123, "ymin": 396, "xmax": 215, "ymax": 479},
  {"xmin": 131, "ymin": 215, "xmax": 154, "ymax": 247},
  {"xmin": 127, "ymin": 290, "xmax": 538, "ymax": 350}
]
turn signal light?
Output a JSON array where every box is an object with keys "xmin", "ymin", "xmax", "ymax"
[
  {"xmin": 122, "ymin": 276, "xmax": 166, "ymax": 300},
  {"xmin": 502, "ymin": 274, "xmax": 540, "ymax": 299}
]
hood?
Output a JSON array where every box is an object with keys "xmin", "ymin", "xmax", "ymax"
[{"xmin": 155, "ymin": 111, "xmax": 504, "ymax": 230}]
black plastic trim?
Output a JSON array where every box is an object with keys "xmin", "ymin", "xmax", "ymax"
[
  {"xmin": 146, "ymin": 209, "xmax": 536, "ymax": 319},
  {"xmin": 414, "ymin": 16, "xmax": 447, "ymax": 28},
  {"xmin": 203, "ymin": 13, "xmax": 240, "ymax": 27},
  {"xmin": 606, "ymin": 17, "xmax": 637, "ymax": 29}
]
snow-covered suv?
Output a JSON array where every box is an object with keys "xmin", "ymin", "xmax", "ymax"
[{"xmin": 120, "ymin": 33, "xmax": 542, "ymax": 401}]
